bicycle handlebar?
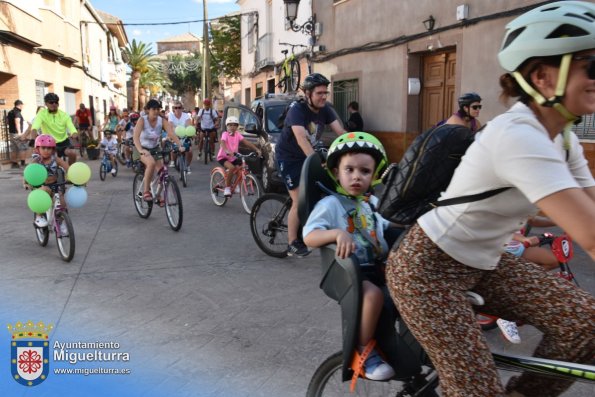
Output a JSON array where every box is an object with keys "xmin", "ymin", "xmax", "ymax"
[{"xmin": 234, "ymin": 152, "xmax": 258, "ymax": 159}]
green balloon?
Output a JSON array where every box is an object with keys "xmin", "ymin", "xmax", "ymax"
[
  {"xmin": 23, "ymin": 164, "xmax": 48, "ymax": 187},
  {"xmin": 185, "ymin": 126, "xmax": 197, "ymax": 137},
  {"xmin": 67, "ymin": 162, "xmax": 91, "ymax": 185},
  {"xmin": 175, "ymin": 125, "xmax": 186, "ymax": 137},
  {"xmin": 27, "ymin": 189, "xmax": 52, "ymax": 213}
]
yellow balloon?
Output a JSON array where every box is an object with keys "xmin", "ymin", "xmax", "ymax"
[
  {"xmin": 175, "ymin": 126, "xmax": 186, "ymax": 137},
  {"xmin": 67, "ymin": 162, "xmax": 91, "ymax": 185}
]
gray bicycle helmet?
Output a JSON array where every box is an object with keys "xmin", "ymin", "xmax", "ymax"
[
  {"xmin": 498, "ymin": 1, "xmax": 595, "ymax": 72},
  {"xmin": 302, "ymin": 73, "xmax": 330, "ymax": 91},
  {"xmin": 44, "ymin": 93, "xmax": 59, "ymax": 103},
  {"xmin": 458, "ymin": 93, "xmax": 482, "ymax": 108}
]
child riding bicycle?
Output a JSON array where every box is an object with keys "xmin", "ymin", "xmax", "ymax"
[
  {"xmin": 303, "ymin": 132, "xmax": 395, "ymax": 381},
  {"xmin": 100, "ymin": 130, "xmax": 118, "ymax": 175},
  {"xmin": 26, "ymin": 135, "xmax": 70, "ymax": 229},
  {"xmin": 216, "ymin": 116, "xmax": 261, "ymax": 197}
]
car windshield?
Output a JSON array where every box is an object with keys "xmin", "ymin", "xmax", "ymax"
[{"xmin": 266, "ymin": 105, "xmax": 286, "ymax": 133}]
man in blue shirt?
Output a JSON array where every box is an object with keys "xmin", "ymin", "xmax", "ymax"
[{"xmin": 276, "ymin": 73, "xmax": 346, "ymax": 257}]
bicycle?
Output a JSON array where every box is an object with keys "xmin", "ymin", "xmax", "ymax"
[
  {"xmin": 116, "ymin": 138, "xmax": 128, "ymax": 166},
  {"xmin": 276, "ymin": 42, "xmax": 307, "ymax": 93},
  {"xmin": 297, "ymin": 154, "xmax": 595, "ymax": 396},
  {"xmin": 32, "ymin": 169, "xmax": 75, "ymax": 262},
  {"xmin": 132, "ymin": 149, "xmax": 183, "ymax": 231},
  {"xmin": 209, "ymin": 152, "xmax": 264, "ymax": 214},
  {"xmin": 250, "ymin": 144, "xmax": 327, "ymax": 257},
  {"xmin": 173, "ymin": 138, "xmax": 192, "ymax": 188},
  {"xmin": 99, "ymin": 149, "xmax": 118, "ymax": 181},
  {"xmin": 201, "ymin": 128, "xmax": 216, "ymax": 164},
  {"xmin": 250, "ymin": 193, "xmax": 291, "ymax": 258}
]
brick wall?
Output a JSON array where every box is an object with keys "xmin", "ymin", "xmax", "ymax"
[
  {"xmin": 373, "ymin": 131, "xmax": 595, "ymax": 177},
  {"xmin": 0, "ymin": 73, "xmax": 19, "ymax": 113}
]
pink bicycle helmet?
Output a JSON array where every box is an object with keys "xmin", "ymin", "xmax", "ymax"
[{"xmin": 35, "ymin": 134, "xmax": 56, "ymax": 148}]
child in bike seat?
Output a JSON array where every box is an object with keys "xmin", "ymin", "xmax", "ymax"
[
  {"xmin": 100, "ymin": 130, "xmax": 118, "ymax": 175},
  {"xmin": 303, "ymin": 132, "xmax": 395, "ymax": 381},
  {"xmin": 27, "ymin": 134, "xmax": 69, "ymax": 228},
  {"xmin": 216, "ymin": 116, "xmax": 261, "ymax": 197}
]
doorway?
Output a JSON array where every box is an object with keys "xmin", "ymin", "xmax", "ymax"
[{"xmin": 420, "ymin": 50, "xmax": 456, "ymax": 131}]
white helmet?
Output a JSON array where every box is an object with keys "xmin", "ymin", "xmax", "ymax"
[
  {"xmin": 498, "ymin": 1, "xmax": 595, "ymax": 72},
  {"xmin": 226, "ymin": 116, "xmax": 239, "ymax": 125}
]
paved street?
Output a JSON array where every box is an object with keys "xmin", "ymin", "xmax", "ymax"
[{"xmin": 0, "ymin": 150, "xmax": 593, "ymax": 397}]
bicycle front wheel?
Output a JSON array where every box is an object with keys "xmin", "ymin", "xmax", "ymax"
[
  {"xmin": 133, "ymin": 173, "xmax": 153, "ymax": 218},
  {"xmin": 288, "ymin": 58, "xmax": 301, "ymax": 92},
  {"xmin": 116, "ymin": 143, "xmax": 126, "ymax": 165},
  {"xmin": 249, "ymin": 193, "xmax": 290, "ymax": 258},
  {"xmin": 178, "ymin": 156, "xmax": 187, "ymax": 187},
  {"xmin": 34, "ymin": 220, "xmax": 49, "ymax": 247},
  {"xmin": 99, "ymin": 163, "xmax": 107, "ymax": 181},
  {"xmin": 240, "ymin": 173, "xmax": 263, "ymax": 214},
  {"xmin": 55, "ymin": 211, "xmax": 75, "ymax": 262},
  {"xmin": 210, "ymin": 168, "xmax": 228, "ymax": 207},
  {"xmin": 164, "ymin": 176, "xmax": 183, "ymax": 231},
  {"xmin": 307, "ymin": 351, "xmax": 439, "ymax": 397},
  {"xmin": 204, "ymin": 137, "xmax": 210, "ymax": 164}
]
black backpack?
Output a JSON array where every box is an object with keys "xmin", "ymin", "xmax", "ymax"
[{"xmin": 378, "ymin": 124, "xmax": 508, "ymax": 225}]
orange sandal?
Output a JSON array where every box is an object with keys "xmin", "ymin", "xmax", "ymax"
[{"xmin": 143, "ymin": 191, "xmax": 152, "ymax": 202}]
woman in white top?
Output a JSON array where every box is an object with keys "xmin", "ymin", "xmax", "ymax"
[
  {"xmin": 133, "ymin": 99, "xmax": 185, "ymax": 203},
  {"xmin": 386, "ymin": 2, "xmax": 595, "ymax": 396},
  {"xmin": 167, "ymin": 101, "xmax": 193, "ymax": 172}
]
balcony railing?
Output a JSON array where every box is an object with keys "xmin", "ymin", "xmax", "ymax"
[
  {"xmin": 255, "ymin": 33, "xmax": 274, "ymax": 71},
  {"xmin": 574, "ymin": 113, "xmax": 595, "ymax": 140}
]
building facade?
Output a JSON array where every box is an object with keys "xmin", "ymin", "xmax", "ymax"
[
  {"xmin": 238, "ymin": 0, "xmax": 311, "ymax": 105},
  {"xmin": 0, "ymin": 0, "xmax": 128, "ymax": 136}
]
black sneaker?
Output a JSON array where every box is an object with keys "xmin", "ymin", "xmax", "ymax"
[{"xmin": 287, "ymin": 240, "xmax": 310, "ymax": 258}]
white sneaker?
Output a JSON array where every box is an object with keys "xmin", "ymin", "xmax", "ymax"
[
  {"xmin": 224, "ymin": 187, "xmax": 232, "ymax": 197},
  {"xmin": 497, "ymin": 319, "xmax": 521, "ymax": 344},
  {"xmin": 235, "ymin": 185, "xmax": 240, "ymax": 193},
  {"xmin": 169, "ymin": 160, "xmax": 175, "ymax": 167},
  {"xmin": 364, "ymin": 349, "xmax": 395, "ymax": 381},
  {"xmin": 186, "ymin": 167, "xmax": 191, "ymax": 174},
  {"xmin": 34, "ymin": 215, "xmax": 48, "ymax": 228},
  {"xmin": 111, "ymin": 168, "xmax": 116, "ymax": 175},
  {"xmin": 59, "ymin": 221, "xmax": 69, "ymax": 236}
]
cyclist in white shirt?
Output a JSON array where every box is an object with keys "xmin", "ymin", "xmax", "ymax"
[
  {"xmin": 196, "ymin": 98, "xmax": 219, "ymax": 160},
  {"xmin": 167, "ymin": 101, "xmax": 193, "ymax": 173},
  {"xmin": 386, "ymin": 2, "xmax": 595, "ymax": 396}
]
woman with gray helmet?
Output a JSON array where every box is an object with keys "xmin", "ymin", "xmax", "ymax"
[{"xmin": 386, "ymin": 2, "xmax": 595, "ymax": 396}]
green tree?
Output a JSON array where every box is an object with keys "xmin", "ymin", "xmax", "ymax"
[
  {"xmin": 122, "ymin": 39, "xmax": 156, "ymax": 111},
  {"xmin": 166, "ymin": 52, "xmax": 202, "ymax": 100},
  {"xmin": 139, "ymin": 66, "xmax": 168, "ymax": 109},
  {"xmin": 210, "ymin": 15, "xmax": 241, "ymax": 80}
]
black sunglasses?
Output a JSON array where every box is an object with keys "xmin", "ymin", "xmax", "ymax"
[
  {"xmin": 573, "ymin": 55, "xmax": 595, "ymax": 80},
  {"xmin": 46, "ymin": 101, "xmax": 59, "ymax": 105},
  {"xmin": 173, "ymin": 106, "xmax": 182, "ymax": 109},
  {"xmin": 471, "ymin": 105, "xmax": 482, "ymax": 110}
]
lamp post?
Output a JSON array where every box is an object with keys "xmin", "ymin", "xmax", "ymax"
[{"xmin": 283, "ymin": 0, "xmax": 315, "ymax": 35}]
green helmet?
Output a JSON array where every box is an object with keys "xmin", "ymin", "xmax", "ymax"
[{"xmin": 326, "ymin": 132, "xmax": 388, "ymax": 179}]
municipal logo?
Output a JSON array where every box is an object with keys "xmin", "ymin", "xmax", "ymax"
[{"xmin": 7, "ymin": 320, "xmax": 53, "ymax": 386}]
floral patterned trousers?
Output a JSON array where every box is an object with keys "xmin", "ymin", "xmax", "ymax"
[{"xmin": 386, "ymin": 224, "xmax": 595, "ymax": 397}]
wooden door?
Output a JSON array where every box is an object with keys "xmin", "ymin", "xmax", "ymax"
[{"xmin": 420, "ymin": 50, "xmax": 456, "ymax": 131}]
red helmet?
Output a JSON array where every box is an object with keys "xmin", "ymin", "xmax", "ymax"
[
  {"xmin": 203, "ymin": 99, "xmax": 211, "ymax": 106},
  {"xmin": 35, "ymin": 134, "xmax": 56, "ymax": 148},
  {"xmin": 130, "ymin": 112, "xmax": 140, "ymax": 121},
  {"xmin": 109, "ymin": 105, "xmax": 117, "ymax": 111}
]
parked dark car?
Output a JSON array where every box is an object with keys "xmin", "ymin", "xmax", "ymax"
[{"xmin": 222, "ymin": 94, "xmax": 337, "ymax": 192}]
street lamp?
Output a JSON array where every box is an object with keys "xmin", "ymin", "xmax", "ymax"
[
  {"xmin": 283, "ymin": 0, "xmax": 315, "ymax": 35},
  {"xmin": 423, "ymin": 15, "xmax": 435, "ymax": 32}
]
